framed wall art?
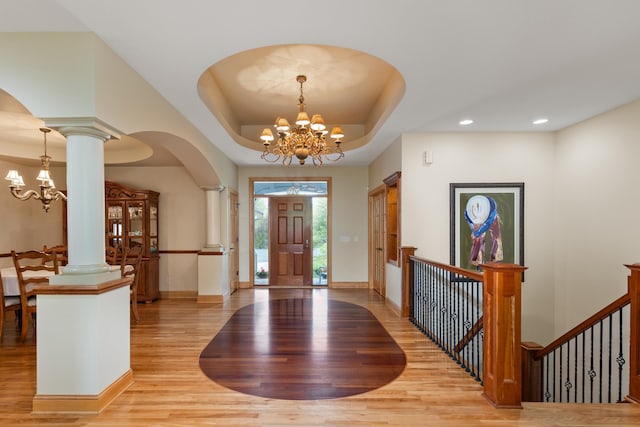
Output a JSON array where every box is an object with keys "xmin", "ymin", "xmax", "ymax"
[{"xmin": 450, "ymin": 182, "xmax": 524, "ymax": 272}]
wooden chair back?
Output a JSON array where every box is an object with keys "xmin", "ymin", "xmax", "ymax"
[
  {"xmin": 11, "ymin": 250, "xmax": 59, "ymax": 341},
  {"xmin": 42, "ymin": 244, "xmax": 68, "ymax": 266},
  {"xmin": 121, "ymin": 245, "xmax": 143, "ymax": 322},
  {"xmin": 0, "ymin": 269, "xmax": 22, "ymax": 340},
  {"xmin": 106, "ymin": 244, "xmax": 121, "ymax": 265}
]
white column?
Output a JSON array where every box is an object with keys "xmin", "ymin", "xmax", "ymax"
[
  {"xmin": 64, "ymin": 130, "xmax": 107, "ymax": 273},
  {"xmin": 47, "ymin": 119, "xmax": 121, "ymax": 284},
  {"xmin": 34, "ymin": 118, "xmax": 131, "ymax": 413},
  {"xmin": 204, "ymin": 185, "xmax": 225, "ymax": 250},
  {"xmin": 198, "ymin": 185, "xmax": 227, "ymax": 302}
]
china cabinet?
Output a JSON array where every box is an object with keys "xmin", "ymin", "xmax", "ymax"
[{"xmin": 105, "ymin": 181, "xmax": 159, "ymax": 302}]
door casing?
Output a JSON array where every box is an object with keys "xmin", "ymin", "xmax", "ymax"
[
  {"xmin": 249, "ymin": 177, "xmax": 332, "ymax": 287},
  {"xmin": 369, "ymin": 185, "xmax": 386, "ymax": 296}
]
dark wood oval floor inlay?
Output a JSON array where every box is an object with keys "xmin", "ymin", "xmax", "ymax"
[{"xmin": 199, "ymin": 297, "xmax": 407, "ymax": 400}]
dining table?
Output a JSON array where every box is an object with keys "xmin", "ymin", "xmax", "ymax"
[{"xmin": 1, "ymin": 266, "xmax": 57, "ymax": 297}]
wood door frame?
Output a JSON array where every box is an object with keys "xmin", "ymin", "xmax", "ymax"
[
  {"xmin": 368, "ymin": 184, "xmax": 386, "ymax": 296},
  {"xmin": 249, "ymin": 177, "xmax": 332, "ymax": 286},
  {"xmin": 228, "ymin": 189, "xmax": 239, "ymax": 294}
]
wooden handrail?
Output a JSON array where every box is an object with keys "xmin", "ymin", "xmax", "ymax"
[
  {"xmin": 408, "ymin": 255, "xmax": 484, "ymax": 282},
  {"xmin": 534, "ymin": 293, "xmax": 631, "ymax": 360},
  {"xmin": 454, "ymin": 316, "xmax": 484, "ymax": 353}
]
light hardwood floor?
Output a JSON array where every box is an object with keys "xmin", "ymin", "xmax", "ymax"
[{"xmin": 1, "ymin": 288, "xmax": 639, "ymax": 426}]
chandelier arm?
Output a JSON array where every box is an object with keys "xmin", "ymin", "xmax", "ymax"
[
  {"xmin": 9, "ymin": 187, "xmax": 42, "ymax": 201},
  {"xmin": 260, "ymin": 151, "xmax": 282, "ymax": 163},
  {"xmin": 48, "ymin": 189, "xmax": 68, "ymax": 201},
  {"xmin": 323, "ymin": 149, "xmax": 345, "ymax": 162}
]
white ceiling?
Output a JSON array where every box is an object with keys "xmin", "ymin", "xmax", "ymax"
[{"xmin": 2, "ymin": 0, "xmax": 640, "ymax": 167}]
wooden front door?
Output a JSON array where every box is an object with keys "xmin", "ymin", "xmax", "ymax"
[
  {"xmin": 370, "ymin": 188, "xmax": 386, "ymax": 296},
  {"xmin": 269, "ymin": 197, "xmax": 312, "ymax": 285}
]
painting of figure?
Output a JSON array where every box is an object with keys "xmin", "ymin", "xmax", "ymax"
[
  {"xmin": 450, "ymin": 183, "xmax": 524, "ymax": 272},
  {"xmin": 464, "ymin": 195, "xmax": 504, "ymax": 266}
]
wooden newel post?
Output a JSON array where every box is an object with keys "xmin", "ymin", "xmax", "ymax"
[
  {"xmin": 400, "ymin": 246, "xmax": 416, "ymax": 318},
  {"xmin": 481, "ymin": 261, "xmax": 527, "ymax": 408},
  {"xmin": 625, "ymin": 263, "xmax": 640, "ymax": 403}
]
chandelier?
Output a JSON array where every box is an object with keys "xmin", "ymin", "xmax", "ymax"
[
  {"xmin": 5, "ymin": 127, "xmax": 67, "ymax": 212},
  {"xmin": 259, "ymin": 75, "xmax": 345, "ymax": 166}
]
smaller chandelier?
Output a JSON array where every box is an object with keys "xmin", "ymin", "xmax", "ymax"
[
  {"xmin": 259, "ymin": 75, "xmax": 345, "ymax": 166},
  {"xmin": 5, "ymin": 127, "xmax": 67, "ymax": 212}
]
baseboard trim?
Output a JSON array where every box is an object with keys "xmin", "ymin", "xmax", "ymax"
[
  {"xmin": 32, "ymin": 369, "xmax": 134, "ymax": 414},
  {"xmin": 385, "ymin": 297, "xmax": 401, "ymax": 317},
  {"xmin": 197, "ymin": 294, "xmax": 226, "ymax": 303},
  {"xmin": 239, "ymin": 281, "xmax": 252, "ymax": 289},
  {"xmin": 160, "ymin": 290, "xmax": 197, "ymax": 300},
  {"xmin": 329, "ymin": 281, "xmax": 369, "ymax": 289}
]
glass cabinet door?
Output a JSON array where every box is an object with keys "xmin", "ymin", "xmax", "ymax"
[
  {"xmin": 106, "ymin": 202, "xmax": 124, "ymax": 250},
  {"xmin": 150, "ymin": 204, "xmax": 158, "ymax": 254},
  {"xmin": 127, "ymin": 201, "xmax": 145, "ymax": 250}
]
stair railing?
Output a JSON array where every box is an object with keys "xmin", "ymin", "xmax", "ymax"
[
  {"xmin": 522, "ymin": 263, "xmax": 640, "ymax": 404},
  {"xmin": 403, "ymin": 247, "xmax": 526, "ymax": 408}
]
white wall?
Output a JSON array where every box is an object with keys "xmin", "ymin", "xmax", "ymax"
[
  {"xmin": 369, "ymin": 137, "xmax": 402, "ymax": 187},
  {"xmin": 0, "ymin": 159, "xmax": 66, "ymax": 267},
  {"xmin": 401, "ymin": 132, "xmax": 556, "ymax": 344},
  {"xmin": 237, "ymin": 166, "xmax": 369, "ymax": 284},
  {"xmin": 553, "ymin": 100, "xmax": 640, "ymax": 335}
]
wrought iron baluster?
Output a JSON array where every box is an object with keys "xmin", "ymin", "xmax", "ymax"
[
  {"xmin": 437, "ymin": 268, "xmax": 442, "ymax": 347},
  {"xmin": 589, "ymin": 326, "xmax": 595, "ymax": 403},
  {"xmin": 553, "ymin": 349, "xmax": 557, "ymax": 402},
  {"xmin": 462, "ymin": 277, "xmax": 469, "ymax": 372},
  {"xmin": 418, "ymin": 264, "xmax": 423, "ymax": 332},
  {"xmin": 559, "ymin": 346, "xmax": 563, "ymax": 402},
  {"xmin": 607, "ymin": 314, "xmax": 613, "ymax": 403},
  {"xmin": 616, "ymin": 307, "xmax": 625, "ymax": 403},
  {"xmin": 565, "ymin": 341, "xmax": 578, "ymax": 402},
  {"xmin": 598, "ymin": 319, "xmax": 603, "ymax": 403},
  {"xmin": 454, "ymin": 274, "xmax": 460, "ymax": 365},
  {"xmin": 473, "ymin": 278, "xmax": 479, "ymax": 382},
  {"xmin": 581, "ymin": 331, "xmax": 585, "ymax": 403},
  {"xmin": 544, "ymin": 355, "xmax": 551, "ymax": 401},
  {"xmin": 445, "ymin": 271, "xmax": 451, "ymax": 356}
]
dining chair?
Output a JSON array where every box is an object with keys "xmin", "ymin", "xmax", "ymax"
[
  {"xmin": 42, "ymin": 244, "xmax": 68, "ymax": 266},
  {"xmin": 0, "ymin": 269, "xmax": 22, "ymax": 341},
  {"xmin": 120, "ymin": 245, "xmax": 143, "ymax": 322},
  {"xmin": 11, "ymin": 250, "xmax": 60, "ymax": 341},
  {"xmin": 106, "ymin": 244, "xmax": 121, "ymax": 265}
]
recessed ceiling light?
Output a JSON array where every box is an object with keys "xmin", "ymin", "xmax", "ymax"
[
  {"xmin": 533, "ymin": 118, "xmax": 549, "ymax": 125},
  {"xmin": 459, "ymin": 119, "xmax": 474, "ymax": 126}
]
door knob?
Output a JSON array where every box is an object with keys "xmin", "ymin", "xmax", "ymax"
[{"xmin": 304, "ymin": 239, "xmax": 310, "ymax": 249}]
